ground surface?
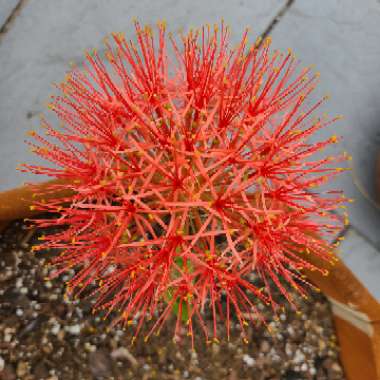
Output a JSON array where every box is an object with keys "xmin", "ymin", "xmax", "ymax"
[
  {"xmin": 0, "ymin": 220, "xmax": 345, "ymax": 380},
  {"xmin": 0, "ymin": 0, "xmax": 380, "ymax": 304}
]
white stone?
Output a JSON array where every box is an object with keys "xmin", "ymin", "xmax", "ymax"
[
  {"xmin": 242, "ymin": 354, "xmax": 255, "ymax": 367},
  {"xmin": 44, "ymin": 280, "xmax": 52, "ymax": 289},
  {"xmin": 309, "ymin": 367, "xmax": 317, "ymax": 376},
  {"xmin": 300, "ymin": 363, "xmax": 308, "ymax": 372},
  {"xmin": 65, "ymin": 324, "xmax": 81, "ymax": 335},
  {"xmin": 19, "ymin": 287, "xmax": 28, "ymax": 295},
  {"xmin": 142, "ymin": 364, "xmax": 150, "ymax": 371},
  {"xmin": 84, "ymin": 342, "xmax": 96, "ymax": 353},
  {"xmin": 51, "ymin": 324, "xmax": 60, "ymax": 335},
  {"xmin": 285, "ymin": 342, "xmax": 293, "ymax": 357},
  {"xmin": 293, "ymin": 349, "xmax": 305, "ymax": 365}
]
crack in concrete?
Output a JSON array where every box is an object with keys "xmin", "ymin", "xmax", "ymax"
[
  {"xmin": 259, "ymin": 0, "xmax": 295, "ymax": 43},
  {"xmin": 0, "ymin": 0, "xmax": 28, "ymax": 40},
  {"xmin": 332, "ymin": 225, "xmax": 351, "ymax": 246}
]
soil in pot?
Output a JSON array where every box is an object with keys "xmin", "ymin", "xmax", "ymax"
[{"xmin": 0, "ymin": 220, "xmax": 346, "ymax": 380}]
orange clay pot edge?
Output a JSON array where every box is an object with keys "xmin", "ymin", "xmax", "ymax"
[
  {"xmin": 0, "ymin": 179, "xmax": 73, "ymax": 222},
  {"xmin": 299, "ymin": 250, "xmax": 380, "ymax": 321}
]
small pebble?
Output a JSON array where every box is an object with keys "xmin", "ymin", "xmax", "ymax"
[
  {"xmin": 142, "ymin": 364, "xmax": 150, "ymax": 371},
  {"xmin": 0, "ymin": 222, "xmax": 346, "ymax": 380},
  {"xmin": 51, "ymin": 324, "xmax": 61, "ymax": 335},
  {"xmin": 65, "ymin": 324, "xmax": 81, "ymax": 335},
  {"xmin": 84, "ymin": 342, "xmax": 97, "ymax": 353},
  {"xmin": 242, "ymin": 354, "xmax": 255, "ymax": 367},
  {"xmin": 19, "ymin": 287, "xmax": 28, "ymax": 295}
]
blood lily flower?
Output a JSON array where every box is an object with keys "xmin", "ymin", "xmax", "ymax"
[{"xmin": 22, "ymin": 21, "xmax": 349, "ymax": 345}]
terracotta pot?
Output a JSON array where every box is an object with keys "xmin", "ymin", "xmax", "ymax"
[
  {"xmin": 299, "ymin": 250, "xmax": 380, "ymax": 380},
  {"xmin": 0, "ymin": 179, "xmax": 72, "ymax": 222},
  {"xmin": 0, "ymin": 180, "xmax": 379, "ymax": 379}
]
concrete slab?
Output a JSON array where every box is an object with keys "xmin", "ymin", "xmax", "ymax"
[
  {"xmin": 269, "ymin": 0, "xmax": 380, "ymax": 248},
  {"xmin": 0, "ymin": 0, "xmax": 286, "ymax": 191},
  {"xmin": 0, "ymin": 0, "xmax": 18, "ymax": 27},
  {"xmin": 338, "ymin": 227, "xmax": 380, "ymax": 302}
]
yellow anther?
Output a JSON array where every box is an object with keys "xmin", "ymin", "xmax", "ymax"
[
  {"xmin": 144, "ymin": 25, "xmax": 153, "ymax": 36},
  {"xmin": 158, "ymin": 19, "xmax": 167, "ymax": 29},
  {"xmin": 264, "ymin": 36, "xmax": 272, "ymax": 46},
  {"xmin": 105, "ymin": 51, "xmax": 114, "ymax": 61},
  {"xmin": 343, "ymin": 151, "xmax": 352, "ymax": 161}
]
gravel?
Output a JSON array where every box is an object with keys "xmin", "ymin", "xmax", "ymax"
[{"xmin": 0, "ymin": 220, "xmax": 346, "ymax": 380}]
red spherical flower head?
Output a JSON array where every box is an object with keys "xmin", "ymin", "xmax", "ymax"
[{"xmin": 22, "ymin": 20, "xmax": 349, "ymax": 345}]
